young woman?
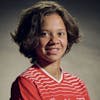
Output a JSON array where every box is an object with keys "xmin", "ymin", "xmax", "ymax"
[{"xmin": 10, "ymin": 1, "xmax": 90, "ymax": 100}]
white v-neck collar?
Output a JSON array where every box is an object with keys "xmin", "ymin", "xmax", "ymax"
[{"xmin": 36, "ymin": 63, "xmax": 64, "ymax": 83}]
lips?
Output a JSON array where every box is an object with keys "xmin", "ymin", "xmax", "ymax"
[{"xmin": 45, "ymin": 47, "xmax": 60, "ymax": 55}]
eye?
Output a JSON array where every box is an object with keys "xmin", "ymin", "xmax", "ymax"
[
  {"xmin": 57, "ymin": 32, "xmax": 66, "ymax": 36},
  {"xmin": 40, "ymin": 31, "xmax": 49, "ymax": 37}
]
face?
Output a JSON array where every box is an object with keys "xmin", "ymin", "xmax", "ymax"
[{"xmin": 36, "ymin": 13, "xmax": 68, "ymax": 63}]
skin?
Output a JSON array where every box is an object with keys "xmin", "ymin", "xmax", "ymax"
[{"xmin": 36, "ymin": 13, "xmax": 68, "ymax": 80}]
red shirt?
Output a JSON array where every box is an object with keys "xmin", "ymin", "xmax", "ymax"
[{"xmin": 10, "ymin": 64, "xmax": 90, "ymax": 100}]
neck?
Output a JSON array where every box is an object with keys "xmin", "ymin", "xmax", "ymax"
[{"xmin": 37, "ymin": 60, "xmax": 61, "ymax": 81}]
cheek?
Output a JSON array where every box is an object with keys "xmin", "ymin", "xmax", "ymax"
[
  {"xmin": 59, "ymin": 38, "xmax": 68, "ymax": 48},
  {"xmin": 39, "ymin": 38, "xmax": 49, "ymax": 48}
]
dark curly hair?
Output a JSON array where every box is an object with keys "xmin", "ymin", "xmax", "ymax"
[{"xmin": 11, "ymin": 1, "xmax": 80, "ymax": 63}]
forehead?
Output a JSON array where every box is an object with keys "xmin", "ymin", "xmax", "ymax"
[{"xmin": 41, "ymin": 13, "xmax": 65, "ymax": 28}]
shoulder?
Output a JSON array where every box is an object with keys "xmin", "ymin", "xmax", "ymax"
[
  {"xmin": 63, "ymin": 72, "xmax": 90, "ymax": 98},
  {"xmin": 63, "ymin": 72, "xmax": 86, "ymax": 86},
  {"xmin": 19, "ymin": 64, "xmax": 41, "ymax": 82}
]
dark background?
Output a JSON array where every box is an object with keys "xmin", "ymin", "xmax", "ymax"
[{"xmin": 0, "ymin": 0, "xmax": 100, "ymax": 100}]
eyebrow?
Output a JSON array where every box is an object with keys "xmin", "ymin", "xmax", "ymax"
[{"xmin": 41, "ymin": 28, "xmax": 67, "ymax": 32}]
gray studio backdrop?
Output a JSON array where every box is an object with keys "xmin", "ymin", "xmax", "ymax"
[{"xmin": 0, "ymin": 0, "xmax": 100, "ymax": 100}]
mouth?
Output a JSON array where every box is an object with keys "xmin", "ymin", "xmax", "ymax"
[{"xmin": 45, "ymin": 48, "xmax": 60, "ymax": 55}]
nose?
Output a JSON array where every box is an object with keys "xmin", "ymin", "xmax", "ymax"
[{"xmin": 49, "ymin": 34, "xmax": 59, "ymax": 44}]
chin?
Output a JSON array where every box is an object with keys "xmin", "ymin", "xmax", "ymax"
[{"xmin": 44, "ymin": 56, "xmax": 61, "ymax": 63}]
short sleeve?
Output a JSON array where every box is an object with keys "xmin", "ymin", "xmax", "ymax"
[
  {"xmin": 10, "ymin": 76, "xmax": 41, "ymax": 100},
  {"xmin": 79, "ymin": 79, "xmax": 90, "ymax": 100}
]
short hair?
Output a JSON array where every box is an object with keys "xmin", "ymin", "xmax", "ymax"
[{"xmin": 11, "ymin": 1, "xmax": 80, "ymax": 63}]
